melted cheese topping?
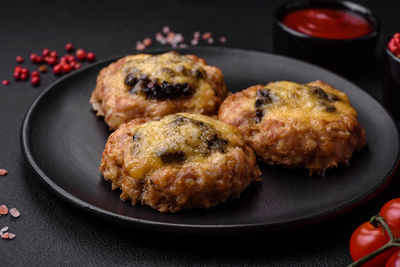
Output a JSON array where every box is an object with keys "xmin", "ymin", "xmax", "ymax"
[
  {"xmin": 123, "ymin": 113, "xmax": 243, "ymax": 179},
  {"xmin": 122, "ymin": 51, "xmax": 209, "ymax": 92},
  {"xmin": 256, "ymin": 81, "xmax": 356, "ymax": 122}
]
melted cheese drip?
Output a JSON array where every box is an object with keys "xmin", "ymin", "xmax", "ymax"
[
  {"xmin": 257, "ymin": 81, "xmax": 356, "ymax": 122},
  {"xmin": 123, "ymin": 113, "xmax": 243, "ymax": 179}
]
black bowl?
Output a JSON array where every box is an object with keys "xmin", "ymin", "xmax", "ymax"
[
  {"xmin": 273, "ymin": 0, "xmax": 379, "ymax": 77},
  {"xmin": 383, "ymin": 45, "xmax": 400, "ymax": 120}
]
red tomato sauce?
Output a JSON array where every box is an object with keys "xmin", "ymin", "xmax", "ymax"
[{"xmin": 281, "ymin": 8, "xmax": 372, "ymax": 40}]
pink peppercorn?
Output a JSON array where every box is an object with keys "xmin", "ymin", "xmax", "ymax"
[
  {"xmin": 13, "ymin": 72, "xmax": 20, "ymax": 80},
  {"xmin": 30, "ymin": 53, "xmax": 39, "ymax": 63},
  {"xmin": 20, "ymin": 73, "xmax": 28, "ymax": 81},
  {"xmin": 16, "ymin": 56, "xmax": 24, "ymax": 63},
  {"xmin": 31, "ymin": 76, "xmax": 40, "ymax": 86},
  {"xmin": 2, "ymin": 80, "xmax": 10, "ymax": 86},
  {"xmin": 50, "ymin": 51, "xmax": 58, "ymax": 58},
  {"xmin": 21, "ymin": 68, "xmax": 29, "ymax": 75},
  {"xmin": 63, "ymin": 64, "xmax": 72, "ymax": 73},
  {"xmin": 65, "ymin": 43, "xmax": 74, "ymax": 52},
  {"xmin": 53, "ymin": 65, "xmax": 62, "ymax": 75},
  {"xmin": 87, "ymin": 52, "xmax": 96, "ymax": 62},
  {"xmin": 42, "ymin": 48, "xmax": 50, "ymax": 57},
  {"xmin": 76, "ymin": 49, "xmax": 87, "ymax": 61},
  {"xmin": 74, "ymin": 63, "xmax": 82, "ymax": 70},
  {"xmin": 31, "ymin": 71, "xmax": 40, "ymax": 77}
]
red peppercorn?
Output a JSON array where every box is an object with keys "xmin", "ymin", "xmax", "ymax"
[
  {"xmin": 36, "ymin": 56, "xmax": 43, "ymax": 63},
  {"xmin": 67, "ymin": 55, "xmax": 76, "ymax": 62},
  {"xmin": 42, "ymin": 48, "xmax": 50, "ymax": 57},
  {"xmin": 48, "ymin": 57, "xmax": 58, "ymax": 66},
  {"xmin": 65, "ymin": 43, "xmax": 74, "ymax": 52},
  {"xmin": 31, "ymin": 76, "xmax": 40, "ymax": 86},
  {"xmin": 21, "ymin": 68, "xmax": 29, "ymax": 75},
  {"xmin": 13, "ymin": 71, "xmax": 20, "ymax": 80},
  {"xmin": 53, "ymin": 65, "xmax": 62, "ymax": 75},
  {"xmin": 63, "ymin": 64, "xmax": 72, "ymax": 73},
  {"xmin": 16, "ymin": 56, "xmax": 24, "ymax": 63},
  {"xmin": 74, "ymin": 63, "xmax": 82, "ymax": 70},
  {"xmin": 2, "ymin": 80, "xmax": 10, "ymax": 86},
  {"xmin": 69, "ymin": 61, "xmax": 76, "ymax": 69},
  {"xmin": 31, "ymin": 71, "xmax": 40, "ymax": 77},
  {"xmin": 14, "ymin": 66, "xmax": 22, "ymax": 73},
  {"xmin": 20, "ymin": 73, "xmax": 28, "ymax": 81},
  {"xmin": 50, "ymin": 51, "xmax": 58, "ymax": 58},
  {"xmin": 76, "ymin": 49, "xmax": 86, "ymax": 61},
  {"xmin": 87, "ymin": 52, "xmax": 96, "ymax": 62},
  {"xmin": 44, "ymin": 56, "xmax": 52, "ymax": 64},
  {"xmin": 30, "ymin": 53, "xmax": 39, "ymax": 63}
]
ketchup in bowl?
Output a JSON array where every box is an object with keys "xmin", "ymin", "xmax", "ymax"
[{"xmin": 281, "ymin": 8, "xmax": 372, "ymax": 40}]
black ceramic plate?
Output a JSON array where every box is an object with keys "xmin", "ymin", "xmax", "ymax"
[{"xmin": 21, "ymin": 47, "xmax": 399, "ymax": 234}]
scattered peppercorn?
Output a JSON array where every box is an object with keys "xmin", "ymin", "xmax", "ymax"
[
  {"xmin": 21, "ymin": 68, "xmax": 29, "ymax": 75},
  {"xmin": 2, "ymin": 80, "xmax": 10, "ymax": 86},
  {"xmin": 0, "ymin": 169, "xmax": 8, "ymax": 176},
  {"xmin": 65, "ymin": 42, "xmax": 74, "ymax": 52},
  {"xmin": 31, "ymin": 71, "xmax": 39, "ymax": 77},
  {"xmin": 38, "ymin": 65, "xmax": 48, "ymax": 73},
  {"xmin": 53, "ymin": 65, "xmax": 62, "ymax": 75},
  {"xmin": 42, "ymin": 48, "xmax": 50, "ymax": 57},
  {"xmin": 76, "ymin": 49, "xmax": 87, "ymax": 61},
  {"xmin": 16, "ymin": 56, "xmax": 24, "ymax": 63},
  {"xmin": 74, "ymin": 63, "xmax": 82, "ymax": 70},
  {"xmin": 20, "ymin": 73, "xmax": 28, "ymax": 81},
  {"xmin": 30, "ymin": 53, "xmax": 39, "ymax": 63},
  {"xmin": 63, "ymin": 64, "xmax": 71, "ymax": 73},
  {"xmin": 87, "ymin": 52, "xmax": 96, "ymax": 62},
  {"xmin": 13, "ymin": 72, "xmax": 20, "ymax": 80},
  {"xmin": 31, "ymin": 76, "xmax": 40, "ymax": 86}
]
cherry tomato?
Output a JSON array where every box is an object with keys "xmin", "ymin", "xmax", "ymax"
[
  {"xmin": 381, "ymin": 199, "xmax": 400, "ymax": 230},
  {"xmin": 386, "ymin": 252, "xmax": 400, "ymax": 267},
  {"xmin": 350, "ymin": 222, "xmax": 400, "ymax": 267}
]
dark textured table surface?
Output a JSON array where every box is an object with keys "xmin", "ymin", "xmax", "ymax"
[{"xmin": 1, "ymin": 0, "xmax": 400, "ymax": 266}]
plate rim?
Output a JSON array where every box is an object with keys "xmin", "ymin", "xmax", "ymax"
[{"xmin": 20, "ymin": 46, "xmax": 400, "ymax": 234}]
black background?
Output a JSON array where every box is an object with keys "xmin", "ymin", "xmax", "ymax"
[{"xmin": 1, "ymin": 0, "xmax": 399, "ymax": 266}]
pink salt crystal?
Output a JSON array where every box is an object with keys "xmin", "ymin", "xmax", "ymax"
[
  {"xmin": 193, "ymin": 31, "xmax": 200, "ymax": 39},
  {"xmin": 190, "ymin": 39, "xmax": 199, "ymax": 46},
  {"xmin": 162, "ymin": 26, "xmax": 170, "ymax": 34},
  {"xmin": 207, "ymin": 38, "xmax": 214, "ymax": 44},
  {"xmin": 155, "ymin": 32, "xmax": 166, "ymax": 45},
  {"xmin": 0, "ymin": 169, "xmax": 8, "ymax": 176},
  {"xmin": 219, "ymin": 37, "xmax": 227, "ymax": 43},
  {"xmin": 8, "ymin": 233, "xmax": 15, "ymax": 240},
  {"xmin": 9, "ymin": 208, "xmax": 20, "ymax": 218},
  {"xmin": 143, "ymin": 38, "xmax": 152, "ymax": 47},
  {"xmin": 0, "ymin": 205, "xmax": 8, "ymax": 215},
  {"xmin": 136, "ymin": 42, "xmax": 146, "ymax": 51},
  {"xmin": 202, "ymin": 32, "xmax": 212, "ymax": 40}
]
